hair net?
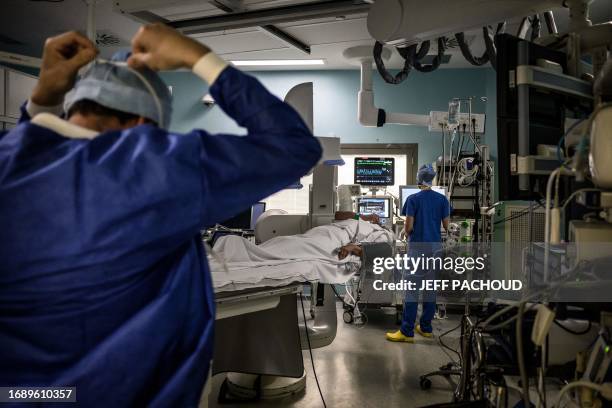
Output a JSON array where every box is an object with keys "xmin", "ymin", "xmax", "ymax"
[
  {"xmin": 417, "ymin": 164, "xmax": 436, "ymax": 186},
  {"xmin": 64, "ymin": 51, "xmax": 172, "ymax": 129}
]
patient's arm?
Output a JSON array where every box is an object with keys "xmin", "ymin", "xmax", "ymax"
[
  {"xmin": 337, "ymin": 243, "xmax": 363, "ymax": 260},
  {"xmin": 334, "ymin": 211, "xmax": 380, "ymax": 224}
]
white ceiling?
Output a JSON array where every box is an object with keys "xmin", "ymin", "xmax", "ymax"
[{"xmin": 0, "ymin": 0, "xmax": 611, "ymax": 71}]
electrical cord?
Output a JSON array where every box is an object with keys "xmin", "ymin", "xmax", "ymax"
[
  {"xmin": 438, "ymin": 321, "xmax": 463, "ymax": 364},
  {"xmin": 493, "ymin": 201, "xmax": 543, "ymax": 225},
  {"xmin": 557, "ymin": 118, "xmax": 586, "ymax": 166},
  {"xmin": 516, "ymin": 302, "xmax": 530, "ymax": 408},
  {"xmin": 330, "ymin": 284, "xmax": 345, "ymax": 304},
  {"xmin": 299, "ymin": 294, "xmax": 327, "ymax": 408}
]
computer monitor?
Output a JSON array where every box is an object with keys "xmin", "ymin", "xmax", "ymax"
[
  {"xmin": 219, "ymin": 208, "xmax": 251, "ymax": 229},
  {"xmin": 219, "ymin": 202, "xmax": 267, "ymax": 230},
  {"xmin": 357, "ymin": 197, "xmax": 392, "ymax": 220},
  {"xmin": 354, "ymin": 157, "xmax": 395, "ymax": 186},
  {"xmin": 250, "ymin": 202, "xmax": 266, "ymax": 229},
  {"xmin": 399, "ymin": 185, "xmax": 447, "ymax": 211}
]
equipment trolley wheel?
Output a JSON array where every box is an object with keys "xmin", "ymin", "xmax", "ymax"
[
  {"xmin": 419, "ymin": 376, "xmax": 432, "ymax": 390},
  {"xmin": 342, "ymin": 310, "xmax": 354, "ymax": 324}
]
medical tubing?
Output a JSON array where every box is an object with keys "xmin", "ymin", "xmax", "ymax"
[
  {"xmin": 397, "ymin": 41, "xmax": 428, "ymax": 61},
  {"xmin": 373, "ymin": 41, "xmax": 412, "ymax": 84},
  {"xmin": 412, "ymin": 37, "xmax": 446, "ymax": 73},
  {"xmin": 517, "ymin": 16, "xmax": 531, "ymax": 39},
  {"xmin": 299, "ymin": 294, "xmax": 327, "ymax": 408},
  {"xmin": 530, "ymin": 14, "xmax": 541, "ymax": 41},
  {"xmin": 455, "ymin": 32, "xmax": 489, "ymax": 66},
  {"xmin": 554, "ymin": 381, "xmax": 610, "ymax": 407},
  {"xmin": 544, "ymin": 10, "xmax": 558, "ymax": 34},
  {"xmin": 479, "ymin": 260, "xmax": 589, "ymax": 331},
  {"xmin": 482, "ymin": 26, "xmax": 499, "ymax": 70},
  {"xmin": 544, "ymin": 167, "xmax": 562, "ymax": 283},
  {"xmin": 441, "ymin": 126, "xmax": 446, "ymax": 187},
  {"xmin": 553, "ymin": 319, "xmax": 591, "ymax": 336}
]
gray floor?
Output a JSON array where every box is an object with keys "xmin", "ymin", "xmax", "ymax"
[{"xmin": 207, "ymin": 303, "xmax": 462, "ymax": 408}]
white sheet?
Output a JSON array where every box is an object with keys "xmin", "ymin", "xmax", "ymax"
[{"xmin": 209, "ymin": 219, "xmax": 394, "ymax": 292}]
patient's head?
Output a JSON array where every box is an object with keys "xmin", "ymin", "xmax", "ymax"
[{"xmin": 64, "ymin": 51, "xmax": 172, "ymax": 132}]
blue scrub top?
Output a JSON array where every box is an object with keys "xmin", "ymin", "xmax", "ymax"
[
  {"xmin": 0, "ymin": 66, "xmax": 321, "ymax": 407},
  {"xmin": 402, "ymin": 189, "xmax": 450, "ymax": 243}
]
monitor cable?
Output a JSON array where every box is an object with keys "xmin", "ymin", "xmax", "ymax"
[{"xmin": 299, "ymin": 294, "xmax": 327, "ymax": 408}]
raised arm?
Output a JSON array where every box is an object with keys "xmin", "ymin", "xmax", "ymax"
[{"xmin": 129, "ymin": 24, "xmax": 322, "ymax": 225}]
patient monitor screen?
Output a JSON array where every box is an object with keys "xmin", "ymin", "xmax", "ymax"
[
  {"xmin": 354, "ymin": 158, "xmax": 394, "ymax": 186},
  {"xmin": 357, "ymin": 197, "xmax": 392, "ymax": 219}
]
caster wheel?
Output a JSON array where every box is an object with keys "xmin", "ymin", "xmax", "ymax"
[
  {"xmin": 343, "ymin": 311, "xmax": 354, "ymax": 324},
  {"xmin": 419, "ymin": 377, "xmax": 432, "ymax": 390}
]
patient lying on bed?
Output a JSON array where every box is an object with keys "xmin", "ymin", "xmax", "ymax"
[{"xmin": 209, "ymin": 213, "xmax": 394, "ymax": 292}]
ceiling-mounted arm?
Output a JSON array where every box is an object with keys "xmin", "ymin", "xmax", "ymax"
[{"xmin": 355, "ymin": 54, "xmax": 429, "ymax": 127}]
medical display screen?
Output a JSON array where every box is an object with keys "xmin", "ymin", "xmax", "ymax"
[
  {"xmin": 400, "ymin": 185, "xmax": 447, "ymax": 210},
  {"xmin": 219, "ymin": 202, "xmax": 267, "ymax": 230},
  {"xmin": 250, "ymin": 202, "xmax": 266, "ymax": 229},
  {"xmin": 354, "ymin": 158, "xmax": 395, "ymax": 186},
  {"xmin": 357, "ymin": 197, "xmax": 392, "ymax": 219}
]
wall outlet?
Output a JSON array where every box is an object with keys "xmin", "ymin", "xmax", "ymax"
[{"xmin": 428, "ymin": 111, "xmax": 486, "ymax": 133}]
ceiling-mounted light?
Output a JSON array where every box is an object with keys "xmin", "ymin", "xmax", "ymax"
[{"xmin": 231, "ymin": 59, "xmax": 325, "ymax": 67}]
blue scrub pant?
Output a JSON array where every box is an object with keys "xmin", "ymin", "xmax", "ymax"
[
  {"xmin": 400, "ymin": 271, "xmax": 436, "ymax": 337},
  {"xmin": 400, "ymin": 281, "xmax": 436, "ymax": 337}
]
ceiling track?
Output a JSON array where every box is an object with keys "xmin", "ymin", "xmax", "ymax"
[
  {"xmin": 167, "ymin": 0, "xmax": 371, "ymax": 36},
  {"xmin": 207, "ymin": 0, "xmax": 311, "ymax": 55}
]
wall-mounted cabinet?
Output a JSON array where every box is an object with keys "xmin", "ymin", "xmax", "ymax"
[{"xmin": 0, "ymin": 66, "xmax": 38, "ymax": 129}]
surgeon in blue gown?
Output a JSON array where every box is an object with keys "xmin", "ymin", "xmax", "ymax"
[{"xmin": 0, "ymin": 24, "xmax": 322, "ymax": 407}]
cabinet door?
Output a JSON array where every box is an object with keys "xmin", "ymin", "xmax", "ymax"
[{"xmin": 6, "ymin": 70, "xmax": 37, "ymax": 118}]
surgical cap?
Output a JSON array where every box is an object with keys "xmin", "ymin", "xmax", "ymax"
[
  {"xmin": 64, "ymin": 51, "xmax": 172, "ymax": 129},
  {"xmin": 417, "ymin": 164, "xmax": 436, "ymax": 186}
]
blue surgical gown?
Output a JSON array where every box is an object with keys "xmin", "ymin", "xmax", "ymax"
[{"xmin": 0, "ymin": 66, "xmax": 322, "ymax": 407}]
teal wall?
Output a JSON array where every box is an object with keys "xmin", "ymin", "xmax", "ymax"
[{"xmin": 161, "ymin": 67, "xmax": 497, "ymax": 167}]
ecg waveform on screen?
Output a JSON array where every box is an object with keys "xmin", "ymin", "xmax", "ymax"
[{"xmin": 355, "ymin": 168, "xmax": 390, "ymax": 176}]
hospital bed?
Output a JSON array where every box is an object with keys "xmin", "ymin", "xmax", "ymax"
[{"xmin": 208, "ymin": 213, "xmax": 394, "ymax": 401}]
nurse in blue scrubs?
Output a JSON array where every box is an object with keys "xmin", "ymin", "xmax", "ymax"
[
  {"xmin": 386, "ymin": 164, "xmax": 450, "ymax": 342},
  {"xmin": 0, "ymin": 24, "xmax": 321, "ymax": 407}
]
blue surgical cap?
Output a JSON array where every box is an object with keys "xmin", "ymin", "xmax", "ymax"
[
  {"xmin": 417, "ymin": 164, "xmax": 436, "ymax": 186},
  {"xmin": 64, "ymin": 51, "xmax": 172, "ymax": 129}
]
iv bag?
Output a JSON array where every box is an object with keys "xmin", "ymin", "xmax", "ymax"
[{"xmin": 448, "ymin": 100, "xmax": 460, "ymax": 127}]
